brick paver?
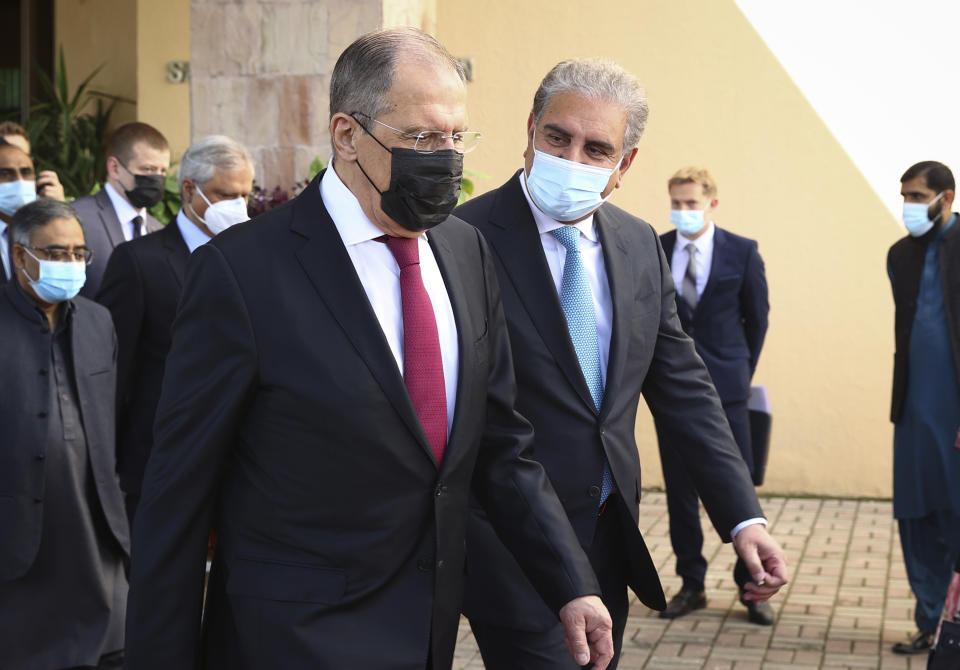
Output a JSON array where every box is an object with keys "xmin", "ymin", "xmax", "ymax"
[{"xmin": 454, "ymin": 493, "xmax": 929, "ymax": 669}]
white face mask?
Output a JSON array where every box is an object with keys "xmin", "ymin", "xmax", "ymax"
[{"xmin": 190, "ymin": 185, "xmax": 249, "ymax": 235}]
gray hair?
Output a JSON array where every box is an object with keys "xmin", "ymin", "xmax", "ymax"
[
  {"xmin": 177, "ymin": 135, "xmax": 254, "ymax": 192},
  {"xmin": 329, "ymin": 27, "xmax": 465, "ymax": 122},
  {"xmin": 532, "ymin": 59, "xmax": 649, "ymax": 152},
  {"xmin": 9, "ymin": 199, "xmax": 80, "ymax": 246}
]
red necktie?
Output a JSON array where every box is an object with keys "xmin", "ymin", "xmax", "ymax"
[{"xmin": 384, "ymin": 236, "xmax": 447, "ymax": 465}]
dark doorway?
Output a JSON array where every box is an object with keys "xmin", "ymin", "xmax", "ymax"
[{"xmin": 0, "ymin": 0, "xmax": 54, "ymax": 122}]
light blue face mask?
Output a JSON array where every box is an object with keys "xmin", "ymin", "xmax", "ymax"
[
  {"xmin": 22, "ymin": 248, "xmax": 86, "ymax": 303},
  {"xmin": 902, "ymin": 192, "xmax": 942, "ymax": 237},
  {"xmin": 525, "ymin": 134, "xmax": 622, "ymax": 222},
  {"xmin": 0, "ymin": 179, "xmax": 37, "ymax": 216},
  {"xmin": 670, "ymin": 209, "xmax": 706, "ymax": 237}
]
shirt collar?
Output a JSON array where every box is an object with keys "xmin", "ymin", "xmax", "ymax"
[
  {"xmin": 104, "ymin": 181, "xmax": 146, "ymax": 225},
  {"xmin": 175, "ymin": 209, "xmax": 212, "ymax": 253},
  {"xmin": 678, "ymin": 221, "xmax": 716, "ymax": 254},
  {"xmin": 321, "ymin": 164, "xmax": 406, "ymax": 246},
  {"xmin": 517, "ymin": 171, "xmax": 599, "ymax": 243}
]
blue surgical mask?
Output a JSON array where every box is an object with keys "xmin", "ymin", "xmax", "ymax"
[
  {"xmin": 0, "ymin": 180, "xmax": 37, "ymax": 216},
  {"xmin": 902, "ymin": 192, "xmax": 942, "ymax": 237},
  {"xmin": 525, "ymin": 134, "xmax": 622, "ymax": 222},
  {"xmin": 22, "ymin": 248, "xmax": 86, "ymax": 303},
  {"xmin": 670, "ymin": 209, "xmax": 706, "ymax": 237}
]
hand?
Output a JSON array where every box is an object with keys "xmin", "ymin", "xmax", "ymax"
[
  {"xmin": 732, "ymin": 523, "xmax": 788, "ymax": 602},
  {"xmin": 558, "ymin": 595, "xmax": 613, "ymax": 669},
  {"xmin": 36, "ymin": 170, "xmax": 65, "ymax": 201}
]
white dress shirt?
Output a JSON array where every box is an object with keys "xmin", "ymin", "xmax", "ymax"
[
  {"xmin": 104, "ymin": 182, "xmax": 147, "ymax": 241},
  {"xmin": 0, "ymin": 221, "xmax": 10, "ymax": 280},
  {"xmin": 519, "ymin": 172, "xmax": 613, "ymax": 387},
  {"xmin": 175, "ymin": 210, "xmax": 212, "ymax": 253},
  {"xmin": 670, "ymin": 221, "xmax": 715, "ymax": 300},
  {"xmin": 320, "ymin": 166, "xmax": 458, "ymax": 434}
]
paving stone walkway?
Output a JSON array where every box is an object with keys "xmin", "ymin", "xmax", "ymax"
[{"xmin": 453, "ymin": 493, "xmax": 935, "ymax": 669}]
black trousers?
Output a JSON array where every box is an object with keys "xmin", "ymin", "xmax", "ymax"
[
  {"xmin": 660, "ymin": 400, "xmax": 752, "ymax": 592},
  {"xmin": 470, "ymin": 495, "xmax": 631, "ymax": 670}
]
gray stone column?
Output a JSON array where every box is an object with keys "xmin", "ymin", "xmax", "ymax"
[{"xmin": 190, "ymin": 0, "xmax": 430, "ymax": 193}]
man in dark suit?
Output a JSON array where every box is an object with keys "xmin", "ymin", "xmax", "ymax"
[
  {"xmin": 72, "ymin": 122, "xmax": 170, "ymax": 298},
  {"xmin": 455, "ymin": 59, "xmax": 785, "ymax": 670},
  {"xmin": 0, "ymin": 199, "xmax": 129, "ymax": 669},
  {"xmin": 125, "ymin": 28, "xmax": 614, "ymax": 670},
  {"xmin": 887, "ymin": 160, "xmax": 960, "ymax": 655},
  {"xmin": 97, "ymin": 135, "xmax": 254, "ymax": 524},
  {"xmin": 657, "ymin": 167, "xmax": 771, "ymax": 624}
]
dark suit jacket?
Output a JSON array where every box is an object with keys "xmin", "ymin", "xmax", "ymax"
[
  {"xmin": 73, "ymin": 189, "xmax": 163, "ymax": 299},
  {"xmin": 661, "ymin": 227, "xmax": 769, "ymax": 404},
  {"xmin": 0, "ymin": 282, "xmax": 129, "ymax": 580},
  {"xmin": 95, "ymin": 221, "xmax": 191, "ymax": 500},
  {"xmin": 124, "ymin": 171, "xmax": 598, "ymax": 670},
  {"xmin": 887, "ymin": 217, "xmax": 960, "ymax": 422},
  {"xmin": 456, "ymin": 172, "xmax": 762, "ymax": 630}
]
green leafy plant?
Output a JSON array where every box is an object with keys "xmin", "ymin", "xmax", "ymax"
[{"xmin": 25, "ymin": 48, "xmax": 133, "ymax": 199}]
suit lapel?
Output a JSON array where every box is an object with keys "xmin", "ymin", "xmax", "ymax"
[
  {"xmin": 594, "ymin": 208, "xmax": 634, "ymax": 419},
  {"xmin": 96, "ymin": 189, "xmax": 127, "ymax": 249},
  {"xmin": 161, "ymin": 221, "xmax": 190, "ymax": 289},
  {"xmin": 481, "ymin": 174, "xmax": 597, "ymax": 412},
  {"xmin": 661, "ymin": 229, "xmax": 676, "ymax": 259},
  {"xmin": 427, "ymin": 227, "xmax": 472, "ymax": 468},
  {"xmin": 290, "ymin": 172, "xmax": 436, "ymax": 465}
]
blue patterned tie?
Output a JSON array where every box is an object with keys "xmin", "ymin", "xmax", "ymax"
[{"xmin": 550, "ymin": 226, "xmax": 613, "ymax": 504}]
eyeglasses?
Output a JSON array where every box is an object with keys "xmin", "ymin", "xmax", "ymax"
[
  {"xmin": 0, "ymin": 166, "xmax": 35, "ymax": 182},
  {"xmin": 352, "ymin": 112, "xmax": 482, "ymax": 154},
  {"xmin": 24, "ymin": 245, "xmax": 94, "ymax": 264}
]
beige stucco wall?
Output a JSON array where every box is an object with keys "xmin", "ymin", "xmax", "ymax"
[
  {"xmin": 55, "ymin": 0, "xmax": 191, "ymax": 160},
  {"xmin": 55, "ymin": 0, "xmax": 138, "ymax": 126},
  {"xmin": 137, "ymin": 0, "xmax": 191, "ymax": 161},
  {"xmin": 436, "ymin": 0, "xmax": 901, "ymax": 498}
]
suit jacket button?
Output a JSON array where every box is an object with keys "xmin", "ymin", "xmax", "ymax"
[
  {"xmin": 38, "ymin": 368, "xmax": 47, "ymax": 376},
  {"xmin": 588, "ymin": 485, "xmax": 601, "ymax": 498},
  {"xmin": 417, "ymin": 559, "xmax": 431, "ymax": 572},
  {"xmin": 36, "ymin": 454, "xmax": 45, "ymax": 460},
  {"xmin": 34, "ymin": 498, "xmax": 42, "ymax": 503},
  {"xmin": 437, "ymin": 559, "xmax": 445, "ymax": 570},
  {"xmin": 37, "ymin": 412, "xmax": 47, "ymax": 418}
]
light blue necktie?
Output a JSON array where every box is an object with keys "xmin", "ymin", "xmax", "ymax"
[{"xmin": 550, "ymin": 226, "xmax": 613, "ymax": 504}]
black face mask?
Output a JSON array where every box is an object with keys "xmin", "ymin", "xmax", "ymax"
[
  {"xmin": 120, "ymin": 164, "xmax": 165, "ymax": 209},
  {"xmin": 354, "ymin": 129, "xmax": 463, "ymax": 232}
]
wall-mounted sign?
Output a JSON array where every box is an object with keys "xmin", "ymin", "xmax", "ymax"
[{"xmin": 167, "ymin": 61, "xmax": 190, "ymax": 84}]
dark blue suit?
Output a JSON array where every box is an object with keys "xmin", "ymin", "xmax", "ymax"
[{"xmin": 660, "ymin": 226, "xmax": 769, "ymax": 591}]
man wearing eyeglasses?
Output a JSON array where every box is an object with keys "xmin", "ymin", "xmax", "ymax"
[
  {"xmin": 0, "ymin": 143, "xmax": 66, "ymax": 285},
  {"xmin": 71, "ymin": 122, "xmax": 170, "ymax": 298},
  {"xmin": 126, "ymin": 28, "xmax": 613, "ymax": 670},
  {"xmin": 454, "ymin": 59, "xmax": 786, "ymax": 669},
  {"xmin": 0, "ymin": 199, "xmax": 130, "ymax": 670}
]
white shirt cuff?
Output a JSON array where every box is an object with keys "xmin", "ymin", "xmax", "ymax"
[{"xmin": 730, "ymin": 517, "xmax": 767, "ymax": 540}]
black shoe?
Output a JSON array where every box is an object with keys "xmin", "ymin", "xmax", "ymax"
[
  {"xmin": 742, "ymin": 599, "xmax": 774, "ymax": 626},
  {"xmin": 891, "ymin": 630, "xmax": 934, "ymax": 655},
  {"xmin": 659, "ymin": 587, "xmax": 707, "ymax": 619}
]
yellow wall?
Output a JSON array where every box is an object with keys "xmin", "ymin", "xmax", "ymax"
[
  {"xmin": 136, "ymin": 0, "xmax": 191, "ymax": 162},
  {"xmin": 437, "ymin": 0, "xmax": 901, "ymax": 498},
  {"xmin": 55, "ymin": 0, "xmax": 191, "ymax": 161},
  {"xmin": 55, "ymin": 0, "xmax": 138, "ymax": 126}
]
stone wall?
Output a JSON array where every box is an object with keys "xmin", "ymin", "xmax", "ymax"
[{"xmin": 191, "ymin": 0, "xmax": 432, "ymax": 192}]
